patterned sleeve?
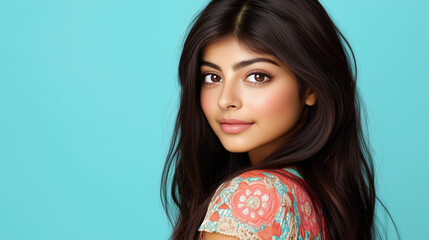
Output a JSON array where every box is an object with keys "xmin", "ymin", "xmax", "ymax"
[{"xmin": 198, "ymin": 170, "xmax": 302, "ymax": 240}]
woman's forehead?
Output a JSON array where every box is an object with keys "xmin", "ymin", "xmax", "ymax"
[
  {"xmin": 203, "ymin": 37, "xmax": 270, "ymax": 56},
  {"xmin": 201, "ymin": 38, "xmax": 281, "ymax": 66}
]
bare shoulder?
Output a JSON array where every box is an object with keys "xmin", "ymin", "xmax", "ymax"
[{"xmin": 202, "ymin": 232, "xmax": 240, "ymax": 240}]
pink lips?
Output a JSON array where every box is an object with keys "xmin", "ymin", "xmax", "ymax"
[{"xmin": 218, "ymin": 118, "xmax": 254, "ymax": 134}]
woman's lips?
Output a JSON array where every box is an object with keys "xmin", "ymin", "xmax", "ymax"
[{"xmin": 220, "ymin": 123, "xmax": 254, "ymax": 133}]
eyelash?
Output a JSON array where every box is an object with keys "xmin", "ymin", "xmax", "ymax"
[{"xmin": 200, "ymin": 71, "xmax": 274, "ymax": 87}]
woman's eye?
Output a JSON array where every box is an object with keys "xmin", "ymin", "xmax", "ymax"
[
  {"xmin": 203, "ymin": 74, "xmax": 222, "ymax": 83},
  {"xmin": 201, "ymin": 72, "xmax": 273, "ymax": 86},
  {"xmin": 247, "ymin": 73, "xmax": 271, "ymax": 83}
]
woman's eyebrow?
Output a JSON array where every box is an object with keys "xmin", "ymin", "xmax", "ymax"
[{"xmin": 201, "ymin": 57, "xmax": 280, "ymax": 72}]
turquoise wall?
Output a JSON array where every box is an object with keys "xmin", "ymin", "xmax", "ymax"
[{"xmin": 0, "ymin": 0, "xmax": 427, "ymax": 239}]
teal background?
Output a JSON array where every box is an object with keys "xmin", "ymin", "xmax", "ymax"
[{"xmin": 0, "ymin": 0, "xmax": 427, "ymax": 239}]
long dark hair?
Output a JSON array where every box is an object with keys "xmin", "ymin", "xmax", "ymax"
[{"xmin": 160, "ymin": 0, "xmax": 399, "ymax": 239}]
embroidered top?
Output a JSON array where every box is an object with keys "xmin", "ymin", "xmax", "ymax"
[{"xmin": 198, "ymin": 168, "xmax": 329, "ymax": 240}]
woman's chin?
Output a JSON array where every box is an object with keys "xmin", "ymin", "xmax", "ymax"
[{"xmin": 220, "ymin": 142, "xmax": 252, "ymax": 153}]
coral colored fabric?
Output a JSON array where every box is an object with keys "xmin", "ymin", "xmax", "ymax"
[{"xmin": 198, "ymin": 168, "xmax": 329, "ymax": 240}]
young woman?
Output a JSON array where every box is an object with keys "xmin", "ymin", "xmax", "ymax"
[{"xmin": 160, "ymin": 0, "xmax": 398, "ymax": 239}]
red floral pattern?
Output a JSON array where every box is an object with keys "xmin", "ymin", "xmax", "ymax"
[
  {"xmin": 295, "ymin": 187, "xmax": 319, "ymax": 238},
  {"xmin": 239, "ymin": 170, "xmax": 269, "ymax": 179},
  {"xmin": 257, "ymin": 222, "xmax": 282, "ymax": 240},
  {"xmin": 272, "ymin": 169, "xmax": 323, "ymax": 239},
  {"xmin": 230, "ymin": 179, "xmax": 282, "ymax": 229},
  {"xmin": 198, "ymin": 169, "xmax": 328, "ymax": 240}
]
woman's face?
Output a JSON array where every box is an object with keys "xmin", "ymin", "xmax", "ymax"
[{"xmin": 200, "ymin": 37, "xmax": 316, "ymax": 165}]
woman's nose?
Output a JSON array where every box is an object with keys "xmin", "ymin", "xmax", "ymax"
[{"xmin": 217, "ymin": 79, "xmax": 242, "ymax": 110}]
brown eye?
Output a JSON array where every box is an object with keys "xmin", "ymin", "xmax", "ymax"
[
  {"xmin": 211, "ymin": 74, "xmax": 221, "ymax": 82},
  {"xmin": 247, "ymin": 72, "xmax": 272, "ymax": 84},
  {"xmin": 203, "ymin": 74, "xmax": 222, "ymax": 84},
  {"xmin": 254, "ymin": 73, "xmax": 265, "ymax": 82}
]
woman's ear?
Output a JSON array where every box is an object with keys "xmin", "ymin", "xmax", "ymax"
[{"xmin": 305, "ymin": 88, "xmax": 316, "ymax": 106}]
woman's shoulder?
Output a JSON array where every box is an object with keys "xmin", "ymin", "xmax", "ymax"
[{"xmin": 198, "ymin": 168, "xmax": 328, "ymax": 240}]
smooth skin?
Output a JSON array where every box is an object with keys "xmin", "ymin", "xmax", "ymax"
[{"xmin": 199, "ymin": 37, "xmax": 316, "ymax": 239}]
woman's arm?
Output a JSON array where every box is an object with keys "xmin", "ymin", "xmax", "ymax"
[{"xmin": 203, "ymin": 232, "xmax": 240, "ymax": 240}]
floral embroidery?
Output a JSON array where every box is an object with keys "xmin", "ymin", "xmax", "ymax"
[
  {"xmin": 294, "ymin": 184, "xmax": 320, "ymax": 238},
  {"xmin": 285, "ymin": 214, "xmax": 299, "ymax": 240},
  {"xmin": 273, "ymin": 169, "xmax": 323, "ymax": 238},
  {"xmin": 210, "ymin": 211, "xmax": 219, "ymax": 222},
  {"xmin": 218, "ymin": 216, "xmax": 238, "ymax": 235},
  {"xmin": 256, "ymin": 222, "xmax": 281, "ymax": 240},
  {"xmin": 282, "ymin": 191, "xmax": 296, "ymax": 216},
  {"xmin": 204, "ymin": 180, "xmax": 228, "ymax": 225},
  {"xmin": 237, "ymin": 226, "xmax": 261, "ymax": 240},
  {"xmin": 240, "ymin": 170, "xmax": 268, "ymax": 179},
  {"xmin": 230, "ymin": 179, "xmax": 282, "ymax": 229},
  {"xmin": 198, "ymin": 168, "xmax": 328, "ymax": 240},
  {"xmin": 263, "ymin": 176, "xmax": 278, "ymax": 188}
]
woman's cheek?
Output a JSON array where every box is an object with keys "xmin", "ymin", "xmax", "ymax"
[
  {"xmin": 249, "ymin": 87, "xmax": 298, "ymax": 120},
  {"xmin": 200, "ymin": 91, "xmax": 216, "ymax": 120}
]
